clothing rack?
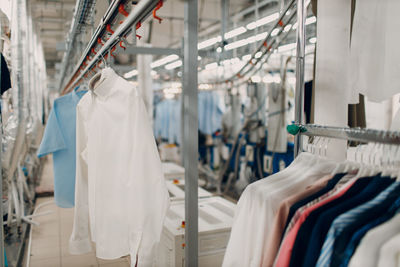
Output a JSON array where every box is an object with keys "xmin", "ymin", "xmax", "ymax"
[{"xmin": 60, "ymin": 0, "xmax": 200, "ymax": 266}]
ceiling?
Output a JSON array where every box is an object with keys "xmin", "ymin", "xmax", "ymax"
[{"xmin": 27, "ymin": 0, "xmax": 313, "ymax": 89}]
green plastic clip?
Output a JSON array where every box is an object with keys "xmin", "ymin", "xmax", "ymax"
[{"xmin": 287, "ymin": 124, "xmax": 307, "ymax": 135}]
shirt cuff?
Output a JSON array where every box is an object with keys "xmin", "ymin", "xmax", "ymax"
[{"xmin": 69, "ymin": 238, "xmax": 92, "ymax": 255}]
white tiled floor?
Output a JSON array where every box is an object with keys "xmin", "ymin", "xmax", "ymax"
[{"xmin": 25, "ymin": 157, "xmax": 131, "ymax": 267}]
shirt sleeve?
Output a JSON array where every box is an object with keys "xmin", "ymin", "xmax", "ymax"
[
  {"xmin": 132, "ymin": 94, "xmax": 170, "ymax": 267},
  {"xmin": 37, "ymin": 103, "xmax": 67, "ymax": 157},
  {"xmin": 69, "ymin": 103, "xmax": 92, "ymax": 255}
]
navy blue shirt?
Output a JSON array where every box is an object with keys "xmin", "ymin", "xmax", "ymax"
[
  {"xmin": 331, "ymin": 183, "xmax": 400, "ymax": 267},
  {"xmin": 287, "ymin": 177, "xmax": 374, "ymax": 267},
  {"xmin": 281, "ymin": 173, "xmax": 346, "ymax": 242},
  {"xmin": 301, "ymin": 176, "xmax": 393, "ymax": 267}
]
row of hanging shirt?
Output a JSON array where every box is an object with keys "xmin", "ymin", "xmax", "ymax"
[
  {"xmin": 153, "ymin": 90, "xmax": 225, "ymax": 145},
  {"xmin": 222, "ymin": 142, "xmax": 400, "ymax": 267},
  {"xmin": 37, "ymin": 67, "xmax": 170, "ymax": 267}
]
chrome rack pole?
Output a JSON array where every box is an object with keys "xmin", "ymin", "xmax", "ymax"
[
  {"xmin": 183, "ymin": 0, "xmax": 198, "ymax": 266},
  {"xmin": 296, "ymin": 124, "xmax": 400, "ymax": 145},
  {"xmin": 294, "ymin": 0, "xmax": 306, "ymax": 157}
]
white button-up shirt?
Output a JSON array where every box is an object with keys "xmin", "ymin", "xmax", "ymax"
[{"xmin": 69, "ymin": 68, "xmax": 170, "ymax": 267}]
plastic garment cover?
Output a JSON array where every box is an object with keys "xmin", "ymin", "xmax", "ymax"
[{"xmin": 1, "ymin": 114, "xmax": 17, "ymax": 168}]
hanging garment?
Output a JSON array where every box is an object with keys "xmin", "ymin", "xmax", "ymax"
[
  {"xmin": 154, "ymin": 99, "xmax": 181, "ymax": 144},
  {"xmin": 70, "ymin": 68, "xmax": 170, "ymax": 267},
  {"xmin": 1, "ymin": 53, "xmax": 11, "ymax": 95},
  {"xmin": 281, "ymin": 172, "xmax": 346, "ymax": 239},
  {"xmin": 300, "ymin": 176, "xmax": 394, "ymax": 267},
  {"xmin": 349, "ymin": 213, "xmax": 400, "ymax": 267},
  {"xmin": 316, "ymin": 181, "xmax": 400, "ymax": 267},
  {"xmin": 328, "ymin": 183, "xmax": 400, "ymax": 267},
  {"xmin": 349, "ymin": 0, "xmax": 400, "ymax": 103},
  {"xmin": 335, "ymin": 195, "xmax": 400, "ymax": 267},
  {"xmin": 377, "ymin": 232, "xmax": 400, "ymax": 267},
  {"xmin": 222, "ymin": 153, "xmax": 337, "ymax": 267},
  {"xmin": 37, "ymin": 87, "xmax": 87, "ymax": 208},
  {"xmin": 267, "ymin": 82, "xmax": 287, "ymax": 153},
  {"xmin": 274, "ymin": 178, "xmax": 369, "ymax": 267},
  {"xmin": 261, "ymin": 174, "xmax": 333, "ymax": 267},
  {"xmin": 198, "ymin": 91, "xmax": 224, "ymax": 135}
]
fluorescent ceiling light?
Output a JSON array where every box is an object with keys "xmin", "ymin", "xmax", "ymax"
[
  {"xmin": 151, "ymin": 54, "xmax": 179, "ymax": 68},
  {"xmin": 124, "ymin": 69, "xmax": 138, "ymax": 79},
  {"xmin": 199, "ymin": 84, "xmax": 211, "ymax": 90},
  {"xmin": 251, "ymin": 76, "xmax": 261, "ymax": 83},
  {"xmin": 263, "ymin": 76, "xmax": 273, "ymax": 83},
  {"xmin": 263, "ymin": 75, "xmax": 281, "ymax": 83},
  {"xmin": 225, "ymin": 39, "xmax": 249, "ymax": 50},
  {"xmin": 309, "ymin": 37, "xmax": 317, "ymax": 44},
  {"xmin": 198, "ymin": 36, "xmax": 222, "ymax": 50},
  {"xmin": 163, "ymin": 87, "xmax": 181, "ymax": 94},
  {"xmin": 278, "ymin": 43, "xmax": 296, "ymax": 52},
  {"xmin": 255, "ymin": 32, "xmax": 268, "ymax": 41},
  {"xmin": 165, "ymin": 60, "xmax": 182, "ymax": 70},
  {"xmin": 230, "ymin": 57, "xmax": 240, "ymax": 64},
  {"xmin": 271, "ymin": 28, "xmax": 280, "ymax": 37},
  {"xmin": 305, "ymin": 16, "xmax": 316, "ymax": 25},
  {"xmin": 164, "ymin": 93, "xmax": 175, "ymax": 99},
  {"xmin": 222, "ymin": 59, "xmax": 231, "ymax": 65},
  {"xmin": 205, "ymin": 62, "xmax": 218, "ymax": 70},
  {"xmin": 225, "ymin": 27, "xmax": 247, "ymax": 39},
  {"xmin": 246, "ymin": 12, "xmax": 279, "ymax": 30},
  {"xmin": 284, "ymin": 24, "xmax": 292, "ymax": 32},
  {"xmin": 273, "ymin": 76, "xmax": 281, "ymax": 83},
  {"xmin": 242, "ymin": 54, "xmax": 251, "ymax": 61}
]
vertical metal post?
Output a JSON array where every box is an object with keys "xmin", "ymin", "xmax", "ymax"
[
  {"xmin": 220, "ymin": 0, "xmax": 228, "ymax": 61},
  {"xmin": 294, "ymin": 0, "xmax": 306, "ymax": 157},
  {"xmin": 183, "ymin": 0, "xmax": 198, "ymax": 266}
]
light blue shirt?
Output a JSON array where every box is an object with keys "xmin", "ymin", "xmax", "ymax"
[
  {"xmin": 154, "ymin": 98, "xmax": 181, "ymax": 144},
  {"xmin": 198, "ymin": 91, "xmax": 224, "ymax": 135},
  {"xmin": 37, "ymin": 87, "xmax": 87, "ymax": 208}
]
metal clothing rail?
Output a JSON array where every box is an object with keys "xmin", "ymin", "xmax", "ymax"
[
  {"xmin": 293, "ymin": 124, "xmax": 400, "ymax": 145},
  {"xmin": 62, "ymin": 0, "xmax": 161, "ymax": 93},
  {"xmin": 58, "ymin": 0, "xmax": 97, "ymax": 90}
]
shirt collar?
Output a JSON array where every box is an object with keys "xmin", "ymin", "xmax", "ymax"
[
  {"xmin": 89, "ymin": 67, "xmax": 117, "ymax": 99},
  {"xmin": 72, "ymin": 86, "xmax": 83, "ymax": 102}
]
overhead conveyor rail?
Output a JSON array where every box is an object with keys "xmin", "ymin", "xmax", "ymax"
[
  {"xmin": 57, "ymin": 0, "xmax": 97, "ymax": 91},
  {"xmin": 62, "ymin": 0, "xmax": 164, "ymax": 93}
]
